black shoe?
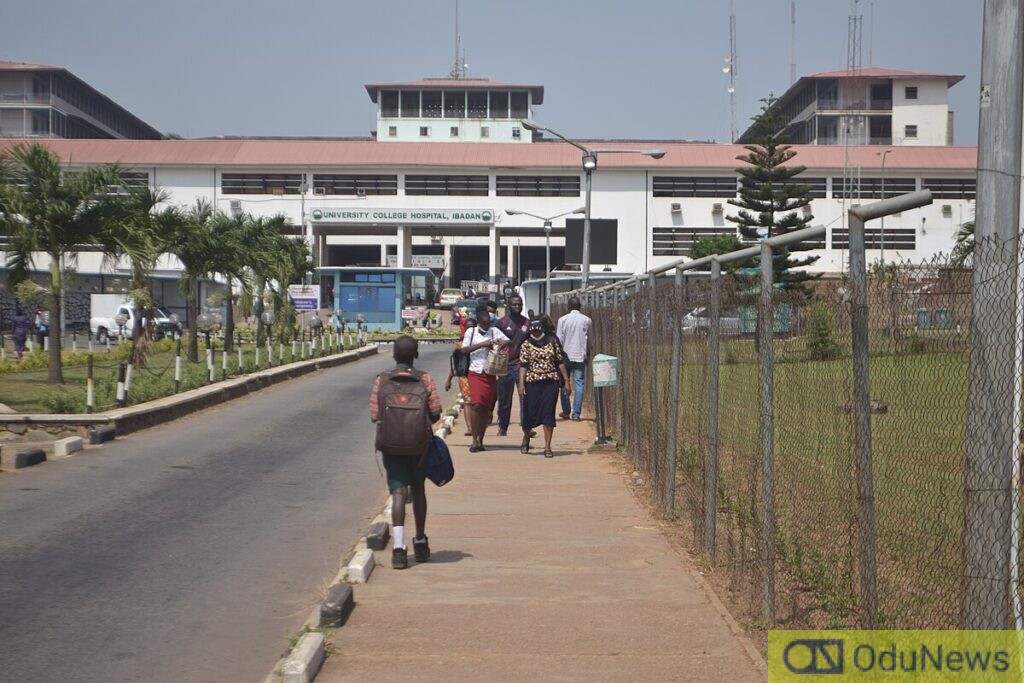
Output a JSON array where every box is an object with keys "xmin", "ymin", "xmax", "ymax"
[
  {"xmin": 496, "ymin": 428, "xmax": 507, "ymax": 437},
  {"xmin": 469, "ymin": 444, "xmax": 480, "ymax": 453},
  {"xmin": 392, "ymin": 547, "xmax": 408, "ymax": 569},
  {"xmin": 559, "ymin": 412, "xmax": 570, "ymax": 419},
  {"xmin": 413, "ymin": 537, "xmax": 430, "ymax": 562}
]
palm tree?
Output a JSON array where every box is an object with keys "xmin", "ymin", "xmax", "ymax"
[
  {"xmin": 951, "ymin": 220, "xmax": 975, "ymax": 268},
  {"xmin": 0, "ymin": 143, "xmax": 141, "ymax": 383},
  {"xmin": 166, "ymin": 200, "xmax": 216, "ymax": 362},
  {"xmin": 208, "ymin": 211, "xmax": 250, "ymax": 353}
]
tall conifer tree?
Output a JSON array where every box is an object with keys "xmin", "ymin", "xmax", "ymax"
[{"xmin": 727, "ymin": 95, "xmax": 820, "ymax": 292}]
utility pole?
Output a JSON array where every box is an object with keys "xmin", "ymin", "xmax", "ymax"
[{"xmin": 964, "ymin": 0, "xmax": 1023, "ymax": 630}]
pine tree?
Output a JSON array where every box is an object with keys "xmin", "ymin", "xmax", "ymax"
[{"xmin": 727, "ymin": 95, "xmax": 820, "ymax": 292}]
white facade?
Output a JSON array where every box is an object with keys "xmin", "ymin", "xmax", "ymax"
[{"xmin": 891, "ymin": 79, "xmax": 952, "ymax": 145}]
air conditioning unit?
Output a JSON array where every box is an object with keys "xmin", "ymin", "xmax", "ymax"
[
  {"xmin": 670, "ymin": 202, "xmax": 682, "ymax": 213},
  {"xmin": 711, "ymin": 203, "xmax": 724, "ymax": 214},
  {"xmin": 356, "ymin": 188, "xmax": 367, "ymax": 197},
  {"xmin": 313, "ymin": 187, "xmax": 326, "ymax": 196},
  {"xmin": 941, "ymin": 204, "xmax": 953, "ymax": 216},
  {"xmin": 229, "ymin": 200, "xmax": 242, "ymax": 214}
]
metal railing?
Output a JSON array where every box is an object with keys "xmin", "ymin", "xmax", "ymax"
[{"xmin": 549, "ymin": 190, "xmax": 1024, "ymax": 631}]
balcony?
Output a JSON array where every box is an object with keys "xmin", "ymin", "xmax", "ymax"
[
  {"xmin": 816, "ymin": 97, "xmax": 891, "ymax": 112},
  {"xmin": 0, "ymin": 93, "xmax": 51, "ymax": 105}
]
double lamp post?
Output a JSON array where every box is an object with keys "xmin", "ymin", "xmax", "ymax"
[{"xmin": 519, "ymin": 119, "xmax": 665, "ymax": 289}]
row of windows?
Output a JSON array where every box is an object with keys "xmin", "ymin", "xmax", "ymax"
[
  {"xmin": 653, "ymin": 226, "xmax": 916, "ymax": 256},
  {"xmin": 215, "ymin": 173, "xmax": 977, "ymax": 200},
  {"xmin": 389, "ymin": 124, "xmax": 523, "ymax": 140},
  {"xmin": 379, "ymin": 90, "xmax": 529, "ymax": 120}
]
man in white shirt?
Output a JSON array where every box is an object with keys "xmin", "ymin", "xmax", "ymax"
[
  {"xmin": 460, "ymin": 304, "xmax": 509, "ymax": 451},
  {"xmin": 555, "ymin": 297, "xmax": 592, "ymax": 421}
]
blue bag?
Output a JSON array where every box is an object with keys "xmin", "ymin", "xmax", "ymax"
[{"xmin": 424, "ymin": 435, "xmax": 454, "ymax": 487}]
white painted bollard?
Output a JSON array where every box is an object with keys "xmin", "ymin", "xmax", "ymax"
[
  {"xmin": 255, "ymin": 346, "xmax": 260, "ymax": 366},
  {"xmin": 278, "ymin": 342, "xmax": 284, "ymax": 361},
  {"xmin": 124, "ymin": 363, "xmax": 134, "ymax": 394},
  {"xmin": 221, "ymin": 349, "xmax": 227, "ymax": 374},
  {"xmin": 238, "ymin": 346, "xmax": 243, "ymax": 368},
  {"xmin": 105, "ymin": 338, "xmax": 110, "ymax": 351},
  {"xmin": 43, "ymin": 336, "xmax": 49, "ymax": 352},
  {"xmin": 54, "ymin": 437, "xmax": 83, "ymax": 458},
  {"xmin": 87, "ymin": 376, "xmax": 94, "ymax": 411},
  {"xmin": 174, "ymin": 355, "xmax": 182, "ymax": 387},
  {"xmin": 89, "ymin": 340, "xmax": 94, "ymax": 353},
  {"xmin": 346, "ymin": 548, "xmax": 375, "ymax": 583},
  {"xmin": 72, "ymin": 339, "xmax": 77, "ymax": 351},
  {"xmin": 291, "ymin": 341, "xmax": 297, "ymax": 359}
]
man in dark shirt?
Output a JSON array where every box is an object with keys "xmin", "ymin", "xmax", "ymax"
[{"xmin": 495, "ymin": 294, "xmax": 531, "ymax": 437}]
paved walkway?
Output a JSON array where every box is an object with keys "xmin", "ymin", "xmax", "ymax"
[{"xmin": 320, "ymin": 409, "xmax": 766, "ymax": 682}]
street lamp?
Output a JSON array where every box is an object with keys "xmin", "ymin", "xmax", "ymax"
[
  {"xmin": 505, "ymin": 206, "xmax": 585, "ymax": 313},
  {"xmin": 521, "ymin": 119, "xmax": 665, "ymax": 289},
  {"xmin": 877, "ymin": 149, "xmax": 892, "ymax": 263}
]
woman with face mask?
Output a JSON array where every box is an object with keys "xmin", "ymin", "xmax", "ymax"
[{"xmin": 517, "ymin": 317, "xmax": 571, "ymax": 457}]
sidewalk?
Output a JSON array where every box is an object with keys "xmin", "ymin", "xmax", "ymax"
[{"xmin": 319, "ymin": 409, "xmax": 766, "ymax": 682}]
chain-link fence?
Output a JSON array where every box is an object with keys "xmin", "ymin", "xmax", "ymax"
[{"xmin": 554, "ymin": 196, "xmax": 1024, "ymax": 633}]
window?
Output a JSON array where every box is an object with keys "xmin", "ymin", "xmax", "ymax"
[
  {"xmin": 388, "ymin": 126, "xmax": 397, "ymax": 137},
  {"xmin": 512, "ymin": 127, "xmax": 521, "ymax": 140},
  {"xmin": 400, "ymin": 90, "xmax": 419, "ymax": 117},
  {"xmin": 221, "ymin": 173, "xmax": 304, "ymax": 195},
  {"xmin": 652, "ymin": 227, "xmax": 738, "ymax": 257},
  {"xmin": 922, "ymin": 177, "xmax": 976, "ymax": 200},
  {"xmin": 490, "ymin": 91, "xmax": 509, "ymax": 118},
  {"xmin": 468, "ymin": 91, "xmax": 488, "ymax": 118},
  {"xmin": 835, "ymin": 177, "xmax": 916, "ymax": 200},
  {"xmin": 119, "ymin": 171, "xmax": 149, "ymax": 187},
  {"xmin": 480, "ymin": 126, "xmax": 490, "ymax": 138},
  {"xmin": 510, "ymin": 91, "xmax": 529, "ymax": 119},
  {"xmin": 404, "ymin": 175, "xmax": 489, "ymax": 196},
  {"xmin": 831, "ymin": 227, "xmax": 916, "ymax": 250},
  {"xmin": 380, "ymin": 90, "xmax": 399, "ymax": 117},
  {"xmin": 904, "ymin": 124, "xmax": 918, "ymax": 139},
  {"xmin": 422, "ymin": 91, "xmax": 441, "ymax": 118},
  {"xmin": 450, "ymin": 126, "xmax": 459, "ymax": 137},
  {"xmin": 312, "ymin": 174, "xmax": 398, "ymax": 196},
  {"xmin": 653, "ymin": 176, "xmax": 737, "ymax": 198},
  {"xmin": 496, "ymin": 175, "xmax": 581, "ymax": 197},
  {"xmin": 905, "ymin": 86, "xmax": 918, "ymax": 100},
  {"xmin": 419, "ymin": 126, "xmax": 430, "ymax": 137},
  {"xmin": 443, "ymin": 91, "xmax": 465, "ymax": 118}
]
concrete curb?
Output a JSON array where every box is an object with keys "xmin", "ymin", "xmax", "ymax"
[
  {"xmin": 9, "ymin": 447, "xmax": 46, "ymax": 469},
  {"xmin": 280, "ymin": 632, "xmax": 325, "ymax": 683},
  {"xmin": 53, "ymin": 436, "xmax": 83, "ymax": 458},
  {"xmin": 261, "ymin": 398, "xmax": 465, "ymax": 682}
]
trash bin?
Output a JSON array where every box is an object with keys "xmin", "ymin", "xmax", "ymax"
[{"xmin": 916, "ymin": 308, "xmax": 931, "ymax": 329}]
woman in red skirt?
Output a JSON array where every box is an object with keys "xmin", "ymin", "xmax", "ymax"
[{"xmin": 459, "ymin": 304, "xmax": 509, "ymax": 452}]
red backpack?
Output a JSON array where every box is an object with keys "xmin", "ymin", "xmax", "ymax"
[{"xmin": 375, "ymin": 369, "xmax": 433, "ymax": 457}]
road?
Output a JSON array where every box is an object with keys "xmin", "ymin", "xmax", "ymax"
[{"xmin": 0, "ymin": 344, "xmax": 452, "ymax": 682}]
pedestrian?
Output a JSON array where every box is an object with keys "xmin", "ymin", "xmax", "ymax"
[
  {"xmin": 556, "ymin": 296, "xmax": 592, "ymax": 421},
  {"xmin": 12, "ymin": 307, "xmax": 30, "ymax": 360},
  {"xmin": 495, "ymin": 294, "xmax": 530, "ymax": 437},
  {"xmin": 519, "ymin": 317, "xmax": 571, "ymax": 457},
  {"xmin": 369, "ymin": 335, "xmax": 443, "ymax": 569},
  {"xmin": 460, "ymin": 303, "xmax": 509, "ymax": 452},
  {"xmin": 445, "ymin": 316, "xmax": 476, "ymax": 437},
  {"xmin": 34, "ymin": 308, "xmax": 48, "ymax": 347},
  {"xmin": 486, "ymin": 300, "xmax": 498, "ymax": 319}
]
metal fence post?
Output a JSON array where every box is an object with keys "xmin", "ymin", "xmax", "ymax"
[
  {"xmin": 648, "ymin": 273, "xmax": 659, "ymax": 488},
  {"xmin": 618, "ymin": 284, "xmax": 630, "ymax": 448},
  {"xmin": 705, "ymin": 258, "xmax": 721, "ymax": 561},
  {"xmin": 758, "ymin": 241, "xmax": 777, "ymax": 623},
  {"xmin": 665, "ymin": 267, "xmax": 684, "ymax": 515},
  {"xmin": 848, "ymin": 210, "xmax": 879, "ymax": 629}
]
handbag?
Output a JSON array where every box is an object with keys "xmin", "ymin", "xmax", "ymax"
[
  {"xmin": 485, "ymin": 343, "xmax": 509, "ymax": 376},
  {"xmin": 424, "ymin": 435, "xmax": 455, "ymax": 486},
  {"xmin": 451, "ymin": 329, "xmax": 473, "ymax": 377}
]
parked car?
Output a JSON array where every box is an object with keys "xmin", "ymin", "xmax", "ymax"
[
  {"xmin": 436, "ymin": 288, "xmax": 464, "ymax": 309},
  {"xmin": 680, "ymin": 307, "xmax": 741, "ymax": 336},
  {"xmin": 90, "ymin": 294, "xmax": 180, "ymax": 343}
]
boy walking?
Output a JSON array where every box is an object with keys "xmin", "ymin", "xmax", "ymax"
[{"xmin": 369, "ymin": 335, "xmax": 443, "ymax": 569}]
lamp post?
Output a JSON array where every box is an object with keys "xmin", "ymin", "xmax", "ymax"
[
  {"xmin": 877, "ymin": 149, "xmax": 892, "ymax": 263},
  {"xmin": 504, "ymin": 207, "xmax": 585, "ymax": 313},
  {"xmin": 520, "ymin": 119, "xmax": 665, "ymax": 289}
]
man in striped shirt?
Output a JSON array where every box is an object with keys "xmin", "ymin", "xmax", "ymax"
[{"xmin": 369, "ymin": 335, "xmax": 443, "ymax": 569}]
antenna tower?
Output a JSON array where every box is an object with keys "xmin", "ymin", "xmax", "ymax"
[
  {"xmin": 841, "ymin": 0, "xmax": 864, "ymax": 271},
  {"xmin": 727, "ymin": 0, "xmax": 738, "ymax": 142},
  {"xmin": 789, "ymin": 1, "xmax": 797, "ymax": 85},
  {"xmin": 449, "ymin": 0, "xmax": 467, "ymax": 79}
]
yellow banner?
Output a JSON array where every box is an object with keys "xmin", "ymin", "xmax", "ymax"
[{"xmin": 768, "ymin": 631, "xmax": 1024, "ymax": 681}]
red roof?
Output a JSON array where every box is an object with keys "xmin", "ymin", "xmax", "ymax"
[
  {"xmin": 0, "ymin": 138, "xmax": 977, "ymax": 172},
  {"xmin": 805, "ymin": 67, "xmax": 964, "ymax": 86},
  {"xmin": 365, "ymin": 79, "xmax": 544, "ymax": 104},
  {"xmin": 0, "ymin": 59, "xmax": 62, "ymax": 71}
]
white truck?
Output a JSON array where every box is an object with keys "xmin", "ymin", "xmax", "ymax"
[{"xmin": 89, "ymin": 294, "xmax": 180, "ymax": 343}]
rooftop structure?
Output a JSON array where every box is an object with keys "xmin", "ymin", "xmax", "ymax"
[
  {"xmin": 0, "ymin": 60, "xmax": 161, "ymax": 140},
  {"xmin": 365, "ymin": 78, "xmax": 543, "ymax": 144},
  {"xmin": 737, "ymin": 67, "xmax": 965, "ymax": 147}
]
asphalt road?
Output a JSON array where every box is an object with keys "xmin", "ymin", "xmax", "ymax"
[{"xmin": 0, "ymin": 344, "xmax": 453, "ymax": 682}]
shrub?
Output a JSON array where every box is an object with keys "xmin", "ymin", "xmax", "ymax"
[
  {"xmin": 42, "ymin": 390, "xmax": 87, "ymax": 414},
  {"xmin": 807, "ymin": 303, "xmax": 840, "ymax": 361}
]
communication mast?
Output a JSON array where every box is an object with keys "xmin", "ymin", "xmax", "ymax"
[
  {"xmin": 725, "ymin": 0, "xmax": 738, "ymax": 142},
  {"xmin": 449, "ymin": 0, "xmax": 467, "ymax": 79},
  {"xmin": 840, "ymin": 0, "xmax": 864, "ymax": 271},
  {"xmin": 790, "ymin": 1, "xmax": 797, "ymax": 85}
]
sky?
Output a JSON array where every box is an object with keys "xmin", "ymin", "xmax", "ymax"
[{"xmin": 0, "ymin": 0, "xmax": 983, "ymax": 144}]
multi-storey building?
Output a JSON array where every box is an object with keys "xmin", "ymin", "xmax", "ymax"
[
  {"xmin": 738, "ymin": 67, "xmax": 964, "ymax": 147},
  {"xmin": 0, "ymin": 60, "xmax": 160, "ymax": 140}
]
